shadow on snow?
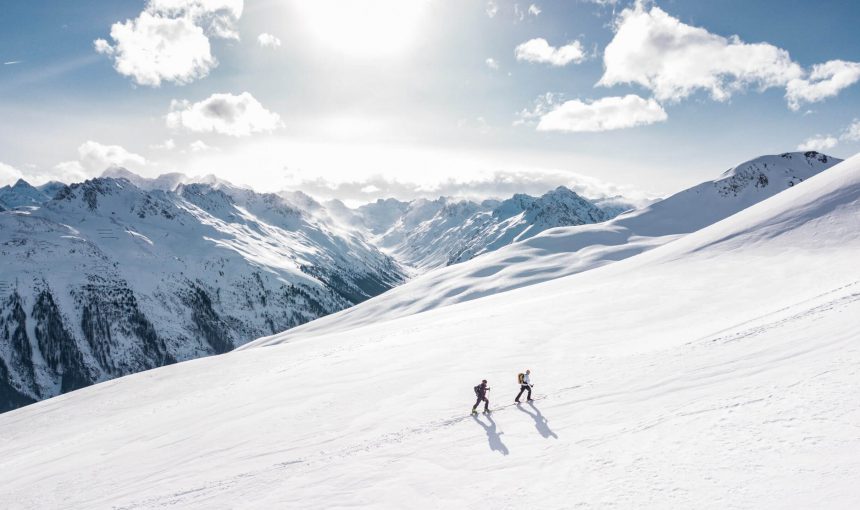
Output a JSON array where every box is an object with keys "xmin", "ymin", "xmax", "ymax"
[
  {"xmin": 517, "ymin": 401, "xmax": 558, "ymax": 439},
  {"xmin": 471, "ymin": 413, "xmax": 509, "ymax": 455}
]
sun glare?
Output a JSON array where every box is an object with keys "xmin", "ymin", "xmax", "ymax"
[{"xmin": 295, "ymin": 0, "xmax": 428, "ymax": 58}]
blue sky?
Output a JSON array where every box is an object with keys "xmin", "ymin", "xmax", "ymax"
[{"xmin": 2, "ymin": 0, "xmax": 859, "ymax": 203}]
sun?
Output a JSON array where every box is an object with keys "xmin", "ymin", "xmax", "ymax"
[{"xmin": 294, "ymin": 0, "xmax": 429, "ymax": 59}]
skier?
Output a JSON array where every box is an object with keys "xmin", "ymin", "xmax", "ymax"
[
  {"xmin": 472, "ymin": 379, "xmax": 490, "ymax": 414},
  {"xmin": 515, "ymin": 369, "xmax": 533, "ymax": 403}
]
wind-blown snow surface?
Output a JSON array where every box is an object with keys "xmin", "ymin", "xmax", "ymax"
[
  {"xmin": 248, "ymin": 151, "xmax": 841, "ymax": 343},
  {"xmin": 2, "ymin": 154, "xmax": 860, "ymax": 508}
]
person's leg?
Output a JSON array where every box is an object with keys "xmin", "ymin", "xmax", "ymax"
[
  {"xmin": 483, "ymin": 396, "xmax": 489, "ymax": 411},
  {"xmin": 515, "ymin": 386, "xmax": 525, "ymax": 402},
  {"xmin": 473, "ymin": 396, "xmax": 482, "ymax": 411},
  {"xmin": 526, "ymin": 385, "xmax": 533, "ymax": 400}
]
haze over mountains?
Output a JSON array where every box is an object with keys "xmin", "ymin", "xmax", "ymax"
[
  {"xmin": 0, "ymin": 169, "xmax": 628, "ymax": 412},
  {"xmin": 1, "ymin": 151, "xmax": 858, "ymax": 508}
]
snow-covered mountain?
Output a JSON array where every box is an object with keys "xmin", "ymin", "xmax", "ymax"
[
  {"xmin": 348, "ymin": 186, "xmax": 614, "ymax": 269},
  {"xmin": 0, "ymin": 179, "xmax": 50, "ymax": 209},
  {"xmin": 249, "ymin": 151, "xmax": 842, "ymax": 343},
  {"xmin": 0, "ymin": 152, "xmax": 836, "ymax": 414},
  {"xmin": 101, "ymin": 166, "xmax": 190, "ymax": 191},
  {"xmin": 0, "ymin": 168, "xmax": 632, "ymax": 413},
  {"xmin": 103, "ymin": 167, "xmax": 625, "ymax": 272},
  {"xmin": 1, "ymin": 153, "xmax": 858, "ymax": 508},
  {"xmin": 0, "ymin": 176, "xmax": 406, "ymax": 412}
]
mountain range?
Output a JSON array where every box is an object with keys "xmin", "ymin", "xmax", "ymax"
[
  {"xmin": 249, "ymin": 151, "xmax": 841, "ymax": 343},
  {"xmin": 1, "ymin": 150, "xmax": 857, "ymax": 508},
  {"xmin": 0, "ymin": 170, "xmax": 624, "ymax": 412}
]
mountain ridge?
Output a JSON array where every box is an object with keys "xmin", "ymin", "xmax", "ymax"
[
  {"xmin": 0, "ymin": 175, "xmax": 407, "ymax": 412},
  {"xmin": 245, "ymin": 151, "xmax": 842, "ymax": 346},
  {"xmin": 2, "ymin": 153, "xmax": 858, "ymax": 508},
  {"xmin": 0, "ymin": 151, "xmax": 839, "ymax": 413}
]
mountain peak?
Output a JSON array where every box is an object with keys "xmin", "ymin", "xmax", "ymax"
[
  {"xmin": 101, "ymin": 166, "xmax": 140, "ymax": 180},
  {"xmin": 715, "ymin": 151, "xmax": 841, "ymax": 198},
  {"xmin": 0, "ymin": 178, "xmax": 49, "ymax": 208},
  {"xmin": 53, "ymin": 176, "xmax": 148, "ymax": 211}
]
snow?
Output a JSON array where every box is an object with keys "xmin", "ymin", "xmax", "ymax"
[
  {"xmin": 0, "ymin": 165, "xmax": 636, "ymax": 411},
  {"xmin": 0, "ymin": 176, "xmax": 406, "ymax": 406},
  {"xmin": 1, "ymin": 153, "xmax": 859, "ymax": 508},
  {"xmin": 0, "ymin": 179, "xmax": 49, "ymax": 208},
  {"xmin": 246, "ymin": 151, "xmax": 841, "ymax": 344}
]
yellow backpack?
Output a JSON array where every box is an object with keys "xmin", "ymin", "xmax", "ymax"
[{"xmin": 517, "ymin": 373, "xmax": 525, "ymax": 384}]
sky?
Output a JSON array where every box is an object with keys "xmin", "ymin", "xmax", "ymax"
[{"xmin": 1, "ymin": 0, "xmax": 860, "ymax": 204}]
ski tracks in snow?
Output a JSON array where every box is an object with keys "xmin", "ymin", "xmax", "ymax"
[{"xmin": 112, "ymin": 389, "xmax": 580, "ymax": 508}]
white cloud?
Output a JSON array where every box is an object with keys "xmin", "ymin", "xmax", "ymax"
[
  {"xmin": 0, "ymin": 162, "xmax": 25, "ymax": 186},
  {"xmin": 786, "ymin": 60, "xmax": 860, "ymax": 111},
  {"xmin": 95, "ymin": 0, "xmax": 242, "ymax": 86},
  {"xmin": 94, "ymin": 13, "xmax": 214, "ymax": 87},
  {"xmin": 531, "ymin": 94, "xmax": 668, "ymax": 133},
  {"xmin": 514, "ymin": 92, "xmax": 563, "ymax": 126},
  {"xmin": 148, "ymin": 0, "xmax": 243, "ymax": 38},
  {"xmin": 528, "ymin": 4, "xmax": 541, "ymax": 16},
  {"xmin": 285, "ymin": 167, "xmax": 648, "ymax": 205},
  {"xmin": 189, "ymin": 140, "xmax": 216, "ymax": 152},
  {"xmin": 166, "ymin": 92, "xmax": 283, "ymax": 137},
  {"xmin": 51, "ymin": 161, "xmax": 91, "ymax": 184},
  {"xmin": 151, "ymin": 139, "xmax": 177, "ymax": 150},
  {"xmin": 257, "ymin": 33, "xmax": 281, "ymax": 48},
  {"xmin": 50, "ymin": 141, "xmax": 147, "ymax": 184},
  {"xmin": 515, "ymin": 38, "xmax": 586, "ymax": 66},
  {"xmin": 514, "ymin": 4, "xmax": 525, "ymax": 21},
  {"xmin": 76, "ymin": 141, "xmax": 147, "ymax": 172},
  {"xmin": 794, "ymin": 118, "xmax": 860, "ymax": 153},
  {"xmin": 3, "ymin": 143, "xmax": 148, "ymax": 186},
  {"xmin": 841, "ymin": 119, "xmax": 860, "ymax": 142},
  {"xmin": 599, "ymin": 3, "xmax": 802, "ymax": 103},
  {"xmin": 598, "ymin": 2, "xmax": 860, "ymax": 111},
  {"xmin": 486, "ymin": 1, "xmax": 498, "ymax": 18},
  {"xmin": 485, "ymin": 57, "xmax": 499, "ymax": 70},
  {"xmin": 796, "ymin": 135, "xmax": 838, "ymax": 152}
]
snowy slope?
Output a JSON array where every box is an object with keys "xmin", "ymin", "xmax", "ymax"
[
  {"xmin": 0, "ymin": 170, "xmax": 634, "ymax": 414},
  {"xmin": 0, "ymin": 177, "xmax": 405, "ymax": 412},
  {"xmin": 1, "ymin": 154, "xmax": 859, "ymax": 508},
  {"xmin": 255, "ymin": 151, "xmax": 840, "ymax": 341}
]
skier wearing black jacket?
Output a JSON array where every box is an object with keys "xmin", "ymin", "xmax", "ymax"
[{"xmin": 472, "ymin": 380, "xmax": 490, "ymax": 414}]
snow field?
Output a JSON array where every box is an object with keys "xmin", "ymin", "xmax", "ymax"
[{"xmin": 1, "ymin": 154, "xmax": 859, "ymax": 508}]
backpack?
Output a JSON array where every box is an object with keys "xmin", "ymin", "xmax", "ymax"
[
  {"xmin": 517, "ymin": 373, "xmax": 525, "ymax": 384},
  {"xmin": 474, "ymin": 385, "xmax": 481, "ymax": 397}
]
